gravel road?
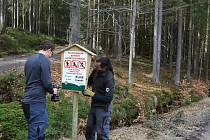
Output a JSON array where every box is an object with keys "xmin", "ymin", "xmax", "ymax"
[
  {"xmin": 0, "ymin": 54, "xmax": 28, "ymax": 75},
  {"xmin": 0, "ymin": 49, "xmax": 61, "ymax": 75},
  {"xmin": 107, "ymin": 98, "xmax": 210, "ymax": 140}
]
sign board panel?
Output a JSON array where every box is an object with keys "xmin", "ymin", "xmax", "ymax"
[{"xmin": 62, "ymin": 51, "xmax": 88, "ymax": 91}]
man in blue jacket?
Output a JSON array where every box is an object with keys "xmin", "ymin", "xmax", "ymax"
[
  {"xmin": 22, "ymin": 40, "xmax": 57, "ymax": 140},
  {"xmin": 82, "ymin": 56, "xmax": 115, "ymax": 140}
]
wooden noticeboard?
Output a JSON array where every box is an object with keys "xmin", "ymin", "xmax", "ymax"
[
  {"xmin": 58, "ymin": 44, "xmax": 96, "ymax": 140},
  {"xmin": 59, "ymin": 44, "xmax": 96, "ymax": 92}
]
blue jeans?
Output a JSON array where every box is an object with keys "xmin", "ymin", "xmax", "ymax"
[
  {"xmin": 22, "ymin": 102, "xmax": 48, "ymax": 140},
  {"xmin": 85, "ymin": 107, "xmax": 111, "ymax": 140}
]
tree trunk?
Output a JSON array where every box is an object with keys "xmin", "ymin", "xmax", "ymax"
[
  {"xmin": 169, "ymin": 25, "xmax": 173, "ymax": 72},
  {"xmin": 187, "ymin": 0, "xmax": 193, "ymax": 81},
  {"xmin": 149, "ymin": 8, "xmax": 153, "ymax": 59},
  {"xmin": 66, "ymin": 29, "xmax": 69, "ymax": 42},
  {"xmin": 114, "ymin": 10, "xmax": 117, "ymax": 57},
  {"xmin": 13, "ymin": 0, "xmax": 16, "ymax": 28},
  {"xmin": 35, "ymin": 0, "xmax": 38, "ymax": 34},
  {"xmin": 205, "ymin": 0, "xmax": 210, "ymax": 81},
  {"xmin": 193, "ymin": 31, "xmax": 199, "ymax": 76},
  {"xmin": 153, "ymin": 0, "xmax": 158, "ymax": 83},
  {"xmin": 152, "ymin": 0, "xmax": 163, "ymax": 83},
  {"xmin": 0, "ymin": 0, "xmax": 3, "ymax": 33},
  {"xmin": 117, "ymin": 12, "xmax": 123, "ymax": 60},
  {"xmin": 198, "ymin": 40, "xmax": 204, "ymax": 80},
  {"xmin": 86, "ymin": 0, "xmax": 91, "ymax": 48},
  {"xmin": 16, "ymin": 0, "xmax": 18, "ymax": 28},
  {"xmin": 38, "ymin": 0, "xmax": 41, "ymax": 33},
  {"xmin": 69, "ymin": 0, "xmax": 80, "ymax": 44},
  {"xmin": 53, "ymin": 12, "xmax": 56, "ymax": 37},
  {"xmin": 96, "ymin": 0, "xmax": 100, "ymax": 54},
  {"xmin": 163, "ymin": 25, "xmax": 167, "ymax": 66},
  {"xmin": 174, "ymin": 0, "xmax": 183, "ymax": 85},
  {"xmin": 47, "ymin": 0, "xmax": 51, "ymax": 35},
  {"xmin": 32, "ymin": 0, "xmax": 35, "ymax": 33},
  {"xmin": 92, "ymin": 0, "xmax": 96, "ymax": 50},
  {"xmin": 29, "ymin": 0, "xmax": 32, "ymax": 32},
  {"xmin": 128, "ymin": 0, "xmax": 137, "ymax": 85},
  {"xmin": 11, "ymin": 0, "xmax": 13, "ymax": 27},
  {"xmin": 22, "ymin": 0, "xmax": 25, "ymax": 30}
]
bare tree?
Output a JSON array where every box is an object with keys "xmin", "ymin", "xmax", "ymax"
[
  {"xmin": 69, "ymin": 0, "xmax": 80, "ymax": 45},
  {"xmin": 38, "ymin": 0, "xmax": 41, "ymax": 33},
  {"xmin": 29, "ymin": 0, "xmax": 32, "ymax": 32},
  {"xmin": 198, "ymin": 37, "xmax": 205, "ymax": 80},
  {"xmin": 128, "ymin": 0, "xmax": 137, "ymax": 85},
  {"xmin": 117, "ymin": 13, "xmax": 123, "ymax": 60},
  {"xmin": 205, "ymin": 0, "xmax": 210, "ymax": 81},
  {"xmin": 47, "ymin": 0, "xmax": 51, "ymax": 35},
  {"xmin": 96, "ymin": 0, "xmax": 100, "ymax": 54},
  {"xmin": 174, "ymin": 0, "xmax": 183, "ymax": 85},
  {"xmin": 152, "ymin": 0, "xmax": 163, "ymax": 83},
  {"xmin": 92, "ymin": 0, "xmax": 96, "ymax": 50},
  {"xmin": 86, "ymin": 0, "xmax": 91, "ymax": 48},
  {"xmin": 16, "ymin": 0, "xmax": 19, "ymax": 28},
  {"xmin": 53, "ymin": 12, "xmax": 56, "ymax": 37},
  {"xmin": 13, "ymin": 0, "xmax": 16, "ymax": 28},
  {"xmin": 187, "ymin": 0, "xmax": 193, "ymax": 81},
  {"xmin": 22, "ymin": 0, "xmax": 25, "ymax": 30}
]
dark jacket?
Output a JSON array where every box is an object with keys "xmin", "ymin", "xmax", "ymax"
[
  {"xmin": 22, "ymin": 53, "xmax": 54, "ymax": 103},
  {"xmin": 88, "ymin": 69, "xmax": 115, "ymax": 108}
]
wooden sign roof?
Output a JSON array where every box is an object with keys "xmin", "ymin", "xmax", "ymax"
[{"xmin": 58, "ymin": 44, "xmax": 96, "ymax": 56}]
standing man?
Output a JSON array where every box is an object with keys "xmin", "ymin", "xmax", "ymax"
[
  {"xmin": 82, "ymin": 56, "xmax": 115, "ymax": 140},
  {"xmin": 22, "ymin": 40, "xmax": 57, "ymax": 140}
]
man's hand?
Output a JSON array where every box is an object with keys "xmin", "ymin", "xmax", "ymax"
[
  {"xmin": 52, "ymin": 84, "xmax": 61, "ymax": 94},
  {"xmin": 51, "ymin": 87, "xmax": 61, "ymax": 102},
  {"xmin": 82, "ymin": 89, "xmax": 95, "ymax": 97},
  {"xmin": 53, "ymin": 88, "xmax": 58, "ymax": 94}
]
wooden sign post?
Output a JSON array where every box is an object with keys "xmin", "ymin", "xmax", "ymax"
[{"xmin": 58, "ymin": 44, "xmax": 96, "ymax": 140}]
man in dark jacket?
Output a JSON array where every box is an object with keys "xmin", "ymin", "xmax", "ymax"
[
  {"xmin": 22, "ymin": 40, "xmax": 57, "ymax": 140},
  {"xmin": 82, "ymin": 56, "xmax": 115, "ymax": 140}
]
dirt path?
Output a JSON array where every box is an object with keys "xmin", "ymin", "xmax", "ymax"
[
  {"xmin": 108, "ymin": 97, "xmax": 210, "ymax": 140},
  {"xmin": 0, "ymin": 54, "xmax": 28, "ymax": 75},
  {"xmin": 0, "ymin": 48, "xmax": 61, "ymax": 75}
]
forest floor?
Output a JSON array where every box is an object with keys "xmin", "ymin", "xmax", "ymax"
[
  {"xmin": 1, "ymin": 48, "xmax": 209, "ymax": 140},
  {"xmin": 56, "ymin": 57, "xmax": 209, "ymax": 140}
]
